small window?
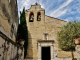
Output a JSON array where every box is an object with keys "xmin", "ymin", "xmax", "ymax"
[
  {"xmin": 29, "ymin": 12, "xmax": 34, "ymax": 22},
  {"xmin": 37, "ymin": 12, "xmax": 41, "ymax": 21},
  {"xmin": 10, "ymin": 24, "xmax": 14, "ymax": 38},
  {"xmin": 43, "ymin": 33, "xmax": 48, "ymax": 40}
]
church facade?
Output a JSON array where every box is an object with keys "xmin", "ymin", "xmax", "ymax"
[{"xmin": 25, "ymin": 3, "xmax": 73, "ymax": 60}]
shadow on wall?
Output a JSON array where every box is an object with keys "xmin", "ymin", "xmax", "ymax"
[{"xmin": 25, "ymin": 31, "xmax": 33, "ymax": 59}]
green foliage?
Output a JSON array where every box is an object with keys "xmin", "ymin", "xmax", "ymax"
[
  {"xmin": 57, "ymin": 21, "xmax": 80, "ymax": 51},
  {"xmin": 18, "ymin": 7, "xmax": 28, "ymax": 58}
]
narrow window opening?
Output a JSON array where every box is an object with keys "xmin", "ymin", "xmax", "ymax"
[
  {"xmin": 10, "ymin": 24, "xmax": 14, "ymax": 38},
  {"xmin": 29, "ymin": 12, "xmax": 34, "ymax": 22},
  {"xmin": 37, "ymin": 12, "xmax": 41, "ymax": 21}
]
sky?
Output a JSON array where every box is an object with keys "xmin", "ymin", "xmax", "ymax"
[{"xmin": 17, "ymin": 0, "xmax": 80, "ymax": 22}]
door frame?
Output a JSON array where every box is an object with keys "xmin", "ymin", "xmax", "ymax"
[{"xmin": 38, "ymin": 41, "xmax": 54, "ymax": 60}]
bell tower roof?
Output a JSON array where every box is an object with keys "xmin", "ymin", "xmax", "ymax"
[{"xmin": 26, "ymin": 3, "xmax": 45, "ymax": 11}]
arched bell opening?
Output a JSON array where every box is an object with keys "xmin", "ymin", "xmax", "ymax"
[
  {"xmin": 29, "ymin": 12, "xmax": 34, "ymax": 22},
  {"xmin": 37, "ymin": 12, "xmax": 41, "ymax": 21}
]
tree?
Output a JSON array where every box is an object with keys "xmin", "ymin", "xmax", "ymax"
[
  {"xmin": 17, "ymin": 7, "xmax": 28, "ymax": 58},
  {"xmin": 57, "ymin": 21, "xmax": 80, "ymax": 59}
]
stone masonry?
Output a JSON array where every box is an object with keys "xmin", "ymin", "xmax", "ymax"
[
  {"xmin": 0, "ymin": 0, "xmax": 24, "ymax": 60},
  {"xmin": 25, "ymin": 3, "xmax": 73, "ymax": 60}
]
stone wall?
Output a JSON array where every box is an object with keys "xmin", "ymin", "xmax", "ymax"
[
  {"xmin": 53, "ymin": 45, "xmax": 80, "ymax": 60},
  {"xmin": 45, "ymin": 16, "xmax": 73, "ymax": 58},
  {"xmin": 0, "ymin": 0, "xmax": 24, "ymax": 60},
  {"xmin": 0, "ymin": 31, "xmax": 24, "ymax": 60},
  {"xmin": 54, "ymin": 58, "xmax": 72, "ymax": 60},
  {"xmin": 0, "ymin": 0, "xmax": 19, "ymax": 42},
  {"xmin": 74, "ymin": 45, "xmax": 80, "ymax": 60}
]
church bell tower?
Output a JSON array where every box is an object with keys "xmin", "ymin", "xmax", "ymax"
[{"xmin": 25, "ymin": 3, "xmax": 45, "ymax": 58}]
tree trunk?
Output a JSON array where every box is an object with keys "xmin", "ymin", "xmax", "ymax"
[
  {"xmin": 71, "ymin": 51, "xmax": 77, "ymax": 60},
  {"xmin": 71, "ymin": 51, "xmax": 74, "ymax": 60}
]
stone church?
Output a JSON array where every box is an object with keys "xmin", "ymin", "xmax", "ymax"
[{"xmin": 25, "ymin": 3, "xmax": 74, "ymax": 60}]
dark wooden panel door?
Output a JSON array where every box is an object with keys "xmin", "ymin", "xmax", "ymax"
[{"xmin": 42, "ymin": 47, "xmax": 50, "ymax": 60}]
